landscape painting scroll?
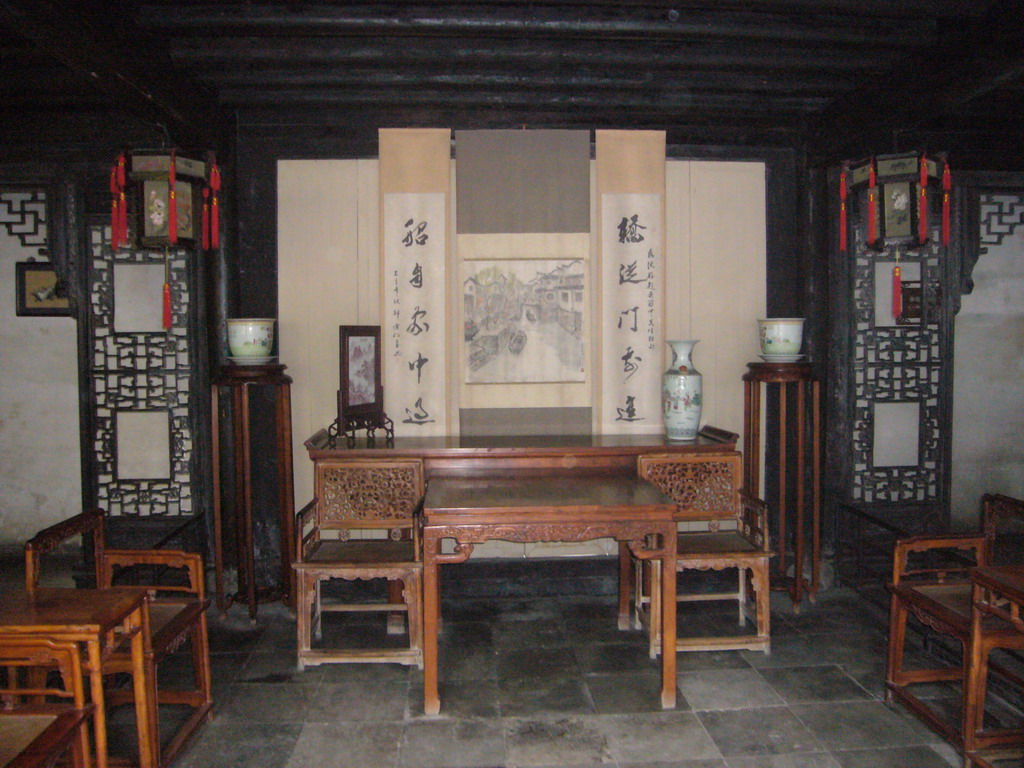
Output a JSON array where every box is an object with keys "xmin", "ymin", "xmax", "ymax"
[
  {"xmin": 379, "ymin": 128, "xmax": 451, "ymax": 436},
  {"xmin": 455, "ymin": 130, "xmax": 591, "ymax": 424}
]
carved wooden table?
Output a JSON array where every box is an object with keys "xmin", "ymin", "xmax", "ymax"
[
  {"xmin": 421, "ymin": 472, "xmax": 679, "ymax": 715},
  {"xmin": 0, "ymin": 587, "xmax": 156, "ymax": 768},
  {"xmin": 212, "ymin": 363, "xmax": 296, "ymax": 621},
  {"xmin": 742, "ymin": 361, "xmax": 820, "ymax": 610},
  {"xmin": 967, "ymin": 566, "xmax": 1024, "ymax": 768}
]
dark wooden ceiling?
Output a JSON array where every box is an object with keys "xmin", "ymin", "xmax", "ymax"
[{"xmin": 1, "ymin": 0, "xmax": 1023, "ymax": 168}]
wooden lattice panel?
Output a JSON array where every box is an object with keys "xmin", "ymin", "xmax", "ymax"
[
  {"xmin": 318, "ymin": 460, "xmax": 424, "ymax": 527},
  {"xmin": 639, "ymin": 453, "xmax": 740, "ymax": 517}
]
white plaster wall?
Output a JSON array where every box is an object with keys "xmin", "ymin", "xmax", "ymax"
[
  {"xmin": 951, "ymin": 220, "xmax": 1024, "ymax": 527},
  {"xmin": 0, "ymin": 228, "xmax": 81, "ymax": 550}
]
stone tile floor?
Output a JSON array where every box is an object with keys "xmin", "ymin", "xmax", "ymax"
[{"xmin": 0, "ymin": 555, "xmax": 1010, "ymax": 768}]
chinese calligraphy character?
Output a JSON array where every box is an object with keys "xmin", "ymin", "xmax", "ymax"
[
  {"xmin": 621, "ymin": 346, "xmax": 641, "ymax": 380},
  {"xmin": 618, "ymin": 260, "xmax": 642, "ymax": 285},
  {"xmin": 408, "ymin": 352, "xmax": 428, "ymax": 384},
  {"xmin": 617, "ymin": 214, "xmax": 646, "ymax": 244},
  {"xmin": 615, "ymin": 395, "xmax": 642, "ymax": 422},
  {"xmin": 618, "ymin": 306, "xmax": 638, "ymax": 332},
  {"xmin": 402, "ymin": 219, "xmax": 428, "ymax": 247},
  {"xmin": 409, "ymin": 263, "xmax": 423, "ymax": 289},
  {"xmin": 402, "ymin": 397, "xmax": 435, "ymax": 425},
  {"xmin": 407, "ymin": 306, "xmax": 429, "ymax": 336}
]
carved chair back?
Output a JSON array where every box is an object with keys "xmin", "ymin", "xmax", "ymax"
[
  {"xmin": 892, "ymin": 493, "xmax": 1024, "ymax": 587},
  {"xmin": 305, "ymin": 458, "xmax": 425, "ymax": 550},
  {"xmin": 24, "ymin": 508, "xmax": 105, "ymax": 595},
  {"xmin": 0, "ymin": 638, "xmax": 87, "ymax": 709},
  {"xmin": 638, "ymin": 451, "xmax": 743, "ymax": 523}
]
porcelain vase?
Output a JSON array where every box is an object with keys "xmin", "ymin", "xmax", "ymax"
[{"xmin": 662, "ymin": 340, "xmax": 703, "ymax": 441}]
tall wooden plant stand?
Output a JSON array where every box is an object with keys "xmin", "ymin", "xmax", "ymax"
[
  {"xmin": 742, "ymin": 361, "xmax": 821, "ymax": 610},
  {"xmin": 211, "ymin": 363, "xmax": 296, "ymax": 622}
]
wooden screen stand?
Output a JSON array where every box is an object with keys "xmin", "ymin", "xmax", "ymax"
[
  {"xmin": 212, "ymin": 363, "xmax": 296, "ymax": 622},
  {"xmin": 742, "ymin": 361, "xmax": 821, "ymax": 611}
]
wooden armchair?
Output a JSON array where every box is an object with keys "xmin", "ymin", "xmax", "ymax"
[
  {"xmin": 0, "ymin": 638, "xmax": 92, "ymax": 768},
  {"xmin": 621, "ymin": 451, "xmax": 772, "ymax": 657},
  {"xmin": 886, "ymin": 493, "xmax": 1024, "ymax": 765},
  {"xmin": 24, "ymin": 509, "xmax": 212, "ymax": 768},
  {"xmin": 293, "ymin": 458, "xmax": 425, "ymax": 671}
]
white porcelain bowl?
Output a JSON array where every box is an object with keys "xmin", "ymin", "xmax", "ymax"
[
  {"xmin": 227, "ymin": 318, "xmax": 275, "ymax": 358},
  {"xmin": 758, "ymin": 318, "xmax": 804, "ymax": 356}
]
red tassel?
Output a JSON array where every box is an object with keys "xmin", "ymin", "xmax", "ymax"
[
  {"xmin": 162, "ymin": 282, "xmax": 172, "ymax": 329},
  {"xmin": 918, "ymin": 156, "xmax": 928, "ymax": 244},
  {"xmin": 116, "ymin": 153, "xmax": 127, "ymax": 246},
  {"xmin": 839, "ymin": 165, "xmax": 848, "ymax": 253},
  {"xmin": 110, "ymin": 165, "xmax": 121, "ymax": 250},
  {"xmin": 893, "ymin": 265, "xmax": 902, "ymax": 319},
  {"xmin": 167, "ymin": 151, "xmax": 178, "ymax": 244},
  {"xmin": 867, "ymin": 160, "xmax": 878, "ymax": 247},
  {"xmin": 202, "ymin": 187, "xmax": 210, "ymax": 250},
  {"xmin": 942, "ymin": 161, "xmax": 952, "ymax": 246},
  {"xmin": 209, "ymin": 163, "xmax": 221, "ymax": 249},
  {"xmin": 118, "ymin": 190, "xmax": 127, "ymax": 246}
]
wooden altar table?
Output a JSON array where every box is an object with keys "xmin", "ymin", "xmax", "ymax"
[
  {"xmin": 421, "ymin": 472, "xmax": 679, "ymax": 715},
  {"xmin": 0, "ymin": 587, "xmax": 157, "ymax": 768}
]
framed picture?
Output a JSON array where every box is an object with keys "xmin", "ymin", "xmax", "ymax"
[
  {"xmin": 15, "ymin": 262, "xmax": 71, "ymax": 317},
  {"xmin": 338, "ymin": 325, "xmax": 385, "ymax": 424}
]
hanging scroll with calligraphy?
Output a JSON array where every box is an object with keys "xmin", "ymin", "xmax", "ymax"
[
  {"xmin": 596, "ymin": 131, "xmax": 666, "ymax": 434},
  {"xmin": 380, "ymin": 128, "xmax": 451, "ymax": 436}
]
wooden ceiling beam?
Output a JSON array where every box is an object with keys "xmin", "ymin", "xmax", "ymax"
[
  {"xmin": 136, "ymin": 4, "xmax": 932, "ymax": 48},
  {"xmin": 810, "ymin": 0, "xmax": 1024, "ymax": 163},
  {"xmin": 0, "ymin": 0, "xmax": 223, "ymax": 149},
  {"xmin": 167, "ymin": 35, "xmax": 902, "ymax": 75}
]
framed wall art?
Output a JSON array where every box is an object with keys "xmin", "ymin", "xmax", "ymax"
[
  {"xmin": 338, "ymin": 325, "xmax": 386, "ymax": 425},
  {"xmin": 15, "ymin": 261, "xmax": 71, "ymax": 317}
]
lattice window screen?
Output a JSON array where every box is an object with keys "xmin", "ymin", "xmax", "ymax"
[
  {"xmin": 87, "ymin": 224, "xmax": 195, "ymax": 516},
  {"xmin": 847, "ymin": 215, "xmax": 947, "ymax": 504}
]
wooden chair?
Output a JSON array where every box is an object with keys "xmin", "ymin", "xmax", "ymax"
[
  {"xmin": 293, "ymin": 458, "xmax": 425, "ymax": 670},
  {"xmin": 0, "ymin": 638, "xmax": 92, "ymax": 768},
  {"xmin": 621, "ymin": 451, "xmax": 772, "ymax": 657},
  {"xmin": 886, "ymin": 493, "xmax": 1024, "ymax": 766},
  {"xmin": 24, "ymin": 509, "xmax": 213, "ymax": 768}
]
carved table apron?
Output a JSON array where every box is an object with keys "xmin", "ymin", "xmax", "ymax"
[{"xmin": 421, "ymin": 472, "xmax": 679, "ymax": 715}]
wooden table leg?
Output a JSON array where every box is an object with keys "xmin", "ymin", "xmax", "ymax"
[
  {"xmin": 85, "ymin": 640, "xmax": 109, "ymax": 768},
  {"xmin": 660, "ymin": 527, "xmax": 677, "ymax": 709},
  {"xmin": 422, "ymin": 532, "xmax": 441, "ymax": 716},
  {"xmin": 128, "ymin": 605, "xmax": 157, "ymax": 768}
]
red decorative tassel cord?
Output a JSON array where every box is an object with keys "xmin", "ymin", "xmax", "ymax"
[
  {"xmin": 109, "ymin": 164, "xmax": 121, "ymax": 250},
  {"xmin": 209, "ymin": 162, "xmax": 221, "ymax": 249},
  {"xmin": 201, "ymin": 187, "xmax": 210, "ymax": 250},
  {"xmin": 167, "ymin": 150, "xmax": 178, "ymax": 245},
  {"xmin": 867, "ymin": 160, "xmax": 878, "ymax": 246},
  {"xmin": 839, "ymin": 164, "xmax": 848, "ymax": 253},
  {"xmin": 918, "ymin": 155, "xmax": 929, "ymax": 244},
  {"xmin": 942, "ymin": 161, "xmax": 952, "ymax": 245},
  {"xmin": 162, "ymin": 257, "xmax": 172, "ymax": 330},
  {"xmin": 117, "ymin": 154, "xmax": 127, "ymax": 246},
  {"xmin": 892, "ymin": 265, "xmax": 902, "ymax": 319}
]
